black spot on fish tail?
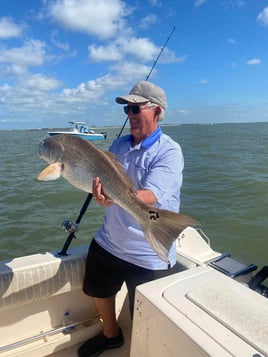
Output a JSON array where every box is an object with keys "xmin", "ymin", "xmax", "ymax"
[{"xmin": 148, "ymin": 210, "xmax": 160, "ymax": 221}]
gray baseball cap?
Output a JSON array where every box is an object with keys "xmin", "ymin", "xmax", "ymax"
[{"xmin": 116, "ymin": 80, "xmax": 167, "ymax": 109}]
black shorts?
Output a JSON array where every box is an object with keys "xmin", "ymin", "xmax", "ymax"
[{"xmin": 82, "ymin": 239, "xmax": 179, "ymax": 318}]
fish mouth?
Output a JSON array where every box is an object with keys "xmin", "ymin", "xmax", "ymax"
[
  {"xmin": 38, "ymin": 138, "xmax": 51, "ymax": 161},
  {"xmin": 38, "ymin": 139, "xmax": 46, "ymax": 157}
]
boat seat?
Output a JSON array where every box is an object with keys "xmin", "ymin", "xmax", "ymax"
[
  {"xmin": 177, "ymin": 227, "xmax": 257, "ymax": 279},
  {"xmin": 0, "ymin": 245, "xmax": 88, "ymax": 311},
  {"xmin": 176, "ymin": 227, "xmax": 222, "ymax": 264}
]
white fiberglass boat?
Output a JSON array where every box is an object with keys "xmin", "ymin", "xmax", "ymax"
[
  {"xmin": 48, "ymin": 121, "xmax": 107, "ymax": 141},
  {"xmin": 0, "ymin": 227, "xmax": 267, "ymax": 357}
]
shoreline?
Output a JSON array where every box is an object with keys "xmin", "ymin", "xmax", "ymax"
[{"xmin": 1, "ymin": 121, "xmax": 268, "ymax": 132}]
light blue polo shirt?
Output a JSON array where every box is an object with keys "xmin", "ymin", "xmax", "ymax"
[{"xmin": 94, "ymin": 126, "xmax": 184, "ymax": 270}]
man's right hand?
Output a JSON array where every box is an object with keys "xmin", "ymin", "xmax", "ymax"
[{"xmin": 92, "ymin": 177, "xmax": 114, "ymax": 207}]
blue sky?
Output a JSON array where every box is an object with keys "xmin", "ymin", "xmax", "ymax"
[{"xmin": 1, "ymin": 0, "xmax": 268, "ymax": 129}]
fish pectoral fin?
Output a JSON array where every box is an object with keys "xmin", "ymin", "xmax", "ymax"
[{"xmin": 37, "ymin": 162, "xmax": 63, "ymax": 181}]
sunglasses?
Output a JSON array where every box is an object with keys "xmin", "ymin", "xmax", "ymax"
[{"xmin": 123, "ymin": 105, "xmax": 142, "ymax": 115}]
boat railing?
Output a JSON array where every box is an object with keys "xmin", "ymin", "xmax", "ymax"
[{"xmin": 0, "ymin": 315, "xmax": 100, "ymax": 353}]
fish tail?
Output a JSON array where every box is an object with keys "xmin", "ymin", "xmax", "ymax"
[{"xmin": 141, "ymin": 208, "xmax": 197, "ymax": 262}]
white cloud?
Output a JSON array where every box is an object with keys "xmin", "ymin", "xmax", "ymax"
[
  {"xmin": 58, "ymin": 62, "xmax": 151, "ymax": 105},
  {"xmin": 159, "ymin": 51, "xmax": 186, "ymax": 65},
  {"xmin": 227, "ymin": 38, "xmax": 236, "ymax": 45},
  {"xmin": 88, "ymin": 36, "xmax": 159, "ymax": 63},
  {"xmin": 0, "ymin": 17, "xmax": 23, "ymax": 39},
  {"xmin": 0, "ymin": 40, "xmax": 46, "ymax": 75},
  {"xmin": 61, "ymin": 74, "xmax": 123, "ymax": 104},
  {"xmin": 50, "ymin": 31, "xmax": 70, "ymax": 51},
  {"xmin": 246, "ymin": 58, "xmax": 261, "ymax": 65},
  {"xmin": 0, "ymin": 2, "xmax": 181, "ymax": 128},
  {"xmin": 88, "ymin": 36, "xmax": 181, "ymax": 65},
  {"xmin": 23, "ymin": 74, "xmax": 63, "ymax": 91},
  {"xmin": 177, "ymin": 109, "xmax": 190, "ymax": 115},
  {"xmin": 110, "ymin": 61, "xmax": 151, "ymax": 81},
  {"xmin": 257, "ymin": 7, "xmax": 268, "ymax": 26},
  {"xmin": 0, "ymin": 83, "xmax": 11, "ymax": 95},
  {"xmin": 228, "ymin": 1, "xmax": 245, "ymax": 8},
  {"xmin": 148, "ymin": 0, "xmax": 161, "ymax": 6},
  {"xmin": 200, "ymin": 79, "xmax": 208, "ymax": 84},
  {"xmin": 140, "ymin": 14, "xmax": 157, "ymax": 29},
  {"xmin": 88, "ymin": 43, "xmax": 123, "ymax": 62},
  {"xmin": 46, "ymin": 0, "xmax": 130, "ymax": 40},
  {"xmin": 121, "ymin": 37, "xmax": 159, "ymax": 62},
  {"xmin": 194, "ymin": 0, "xmax": 206, "ymax": 7},
  {"xmin": 1, "ymin": 77, "xmax": 97, "ymax": 120},
  {"xmin": 61, "ymin": 62, "xmax": 152, "ymax": 104}
]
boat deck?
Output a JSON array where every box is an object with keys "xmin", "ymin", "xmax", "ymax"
[
  {"xmin": 50, "ymin": 292, "xmax": 132, "ymax": 357},
  {"xmin": 2, "ymin": 228, "xmax": 267, "ymax": 357}
]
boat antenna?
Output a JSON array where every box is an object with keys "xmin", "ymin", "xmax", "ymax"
[
  {"xmin": 117, "ymin": 25, "xmax": 175, "ymax": 138},
  {"xmin": 58, "ymin": 26, "xmax": 175, "ymax": 256}
]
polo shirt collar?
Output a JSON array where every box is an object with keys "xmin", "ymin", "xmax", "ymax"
[
  {"xmin": 126, "ymin": 126, "xmax": 162, "ymax": 149},
  {"xmin": 141, "ymin": 126, "xmax": 162, "ymax": 148}
]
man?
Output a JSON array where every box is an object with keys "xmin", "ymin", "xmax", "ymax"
[{"xmin": 78, "ymin": 80, "xmax": 184, "ymax": 356}]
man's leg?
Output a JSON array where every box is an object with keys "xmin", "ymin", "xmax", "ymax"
[
  {"xmin": 93, "ymin": 295, "xmax": 119, "ymax": 337},
  {"xmin": 78, "ymin": 241, "xmax": 124, "ymax": 356},
  {"xmin": 78, "ymin": 295, "xmax": 123, "ymax": 356}
]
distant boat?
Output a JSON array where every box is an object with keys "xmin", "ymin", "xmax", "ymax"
[{"xmin": 47, "ymin": 121, "xmax": 107, "ymax": 141}]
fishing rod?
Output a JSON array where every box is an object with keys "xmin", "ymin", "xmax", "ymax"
[
  {"xmin": 117, "ymin": 25, "xmax": 175, "ymax": 137},
  {"xmin": 58, "ymin": 26, "xmax": 175, "ymax": 256},
  {"xmin": 58, "ymin": 194, "xmax": 93, "ymax": 256},
  {"xmin": 145, "ymin": 25, "xmax": 176, "ymax": 81}
]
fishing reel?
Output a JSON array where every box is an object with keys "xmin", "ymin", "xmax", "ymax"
[{"xmin": 62, "ymin": 220, "xmax": 78, "ymax": 234}]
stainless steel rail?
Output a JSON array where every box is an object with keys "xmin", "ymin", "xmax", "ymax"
[{"xmin": 0, "ymin": 316, "xmax": 100, "ymax": 353}]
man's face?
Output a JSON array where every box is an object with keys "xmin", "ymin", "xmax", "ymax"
[{"xmin": 125, "ymin": 103, "xmax": 159, "ymax": 141}]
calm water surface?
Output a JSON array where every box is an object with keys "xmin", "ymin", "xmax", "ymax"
[{"xmin": 0, "ymin": 123, "xmax": 267, "ymax": 271}]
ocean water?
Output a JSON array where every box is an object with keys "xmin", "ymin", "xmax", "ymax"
[{"xmin": 0, "ymin": 123, "xmax": 267, "ymax": 272}]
